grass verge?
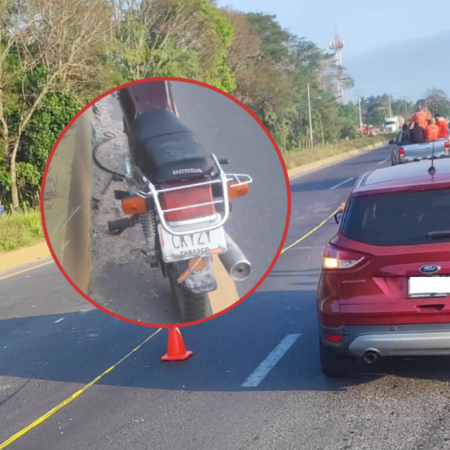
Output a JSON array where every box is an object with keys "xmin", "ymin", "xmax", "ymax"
[
  {"xmin": 282, "ymin": 135, "xmax": 392, "ymax": 170},
  {"xmin": 0, "ymin": 209, "xmax": 44, "ymax": 253}
]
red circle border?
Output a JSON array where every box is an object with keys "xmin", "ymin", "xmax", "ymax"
[{"xmin": 40, "ymin": 77, "xmax": 292, "ymax": 328}]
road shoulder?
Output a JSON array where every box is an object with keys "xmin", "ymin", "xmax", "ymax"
[
  {"xmin": 288, "ymin": 141, "xmax": 387, "ymax": 179},
  {"xmin": 0, "ymin": 242, "xmax": 51, "ymax": 274}
]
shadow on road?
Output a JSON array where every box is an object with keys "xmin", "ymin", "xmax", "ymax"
[{"xmin": 3, "ymin": 288, "xmax": 450, "ymax": 400}]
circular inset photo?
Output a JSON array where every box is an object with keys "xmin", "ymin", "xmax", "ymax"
[{"xmin": 42, "ymin": 78, "xmax": 289, "ymax": 326}]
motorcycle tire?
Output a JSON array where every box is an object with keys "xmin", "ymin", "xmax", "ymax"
[{"xmin": 168, "ymin": 266, "xmax": 208, "ymax": 323}]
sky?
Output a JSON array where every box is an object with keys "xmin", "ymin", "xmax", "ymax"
[
  {"xmin": 218, "ymin": 0, "xmax": 450, "ymax": 100},
  {"xmin": 219, "ymin": 0, "xmax": 450, "ymax": 59}
]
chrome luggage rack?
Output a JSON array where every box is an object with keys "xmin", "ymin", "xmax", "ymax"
[{"xmin": 127, "ymin": 154, "xmax": 252, "ymax": 236}]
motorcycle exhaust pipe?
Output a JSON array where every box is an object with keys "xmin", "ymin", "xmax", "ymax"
[{"xmin": 218, "ymin": 232, "xmax": 251, "ymax": 281}]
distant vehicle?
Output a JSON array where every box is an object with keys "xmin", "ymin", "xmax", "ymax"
[
  {"xmin": 317, "ymin": 158, "xmax": 450, "ymax": 377},
  {"xmin": 384, "ymin": 116, "xmax": 400, "ymax": 133},
  {"xmin": 361, "ymin": 125, "xmax": 380, "ymax": 136},
  {"xmin": 390, "ymin": 136, "xmax": 450, "ymax": 165}
]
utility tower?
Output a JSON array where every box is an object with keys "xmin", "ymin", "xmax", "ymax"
[{"xmin": 329, "ymin": 32, "xmax": 345, "ymax": 104}]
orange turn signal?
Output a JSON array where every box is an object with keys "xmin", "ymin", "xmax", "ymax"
[
  {"xmin": 121, "ymin": 195, "xmax": 148, "ymax": 215},
  {"xmin": 227, "ymin": 181, "xmax": 248, "ymax": 199}
]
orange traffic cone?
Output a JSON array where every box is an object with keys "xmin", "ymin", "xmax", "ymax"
[{"xmin": 161, "ymin": 327, "xmax": 193, "ymax": 361}]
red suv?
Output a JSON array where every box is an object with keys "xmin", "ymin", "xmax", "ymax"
[{"xmin": 317, "ymin": 158, "xmax": 450, "ymax": 377}]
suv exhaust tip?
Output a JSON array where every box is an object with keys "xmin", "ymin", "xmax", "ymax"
[
  {"xmin": 219, "ymin": 232, "xmax": 251, "ymax": 281},
  {"xmin": 363, "ymin": 351, "xmax": 379, "ymax": 365}
]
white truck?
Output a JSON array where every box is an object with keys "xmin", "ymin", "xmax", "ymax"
[{"xmin": 384, "ymin": 116, "xmax": 400, "ymax": 133}]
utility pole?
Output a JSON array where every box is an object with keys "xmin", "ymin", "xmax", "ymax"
[
  {"xmin": 307, "ymin": 83, "xmax": 313, "ymax": 147},
  {"xmin": 388, "ymin": 93, "xmax": 397, "ymax": 117},
  {"xmin": 356, "ymin": 90, "xmax": 363, "ymax": 136},
  {"xmin": 358, "ymin": 95, "xmax": 363, "ymax": 136}
]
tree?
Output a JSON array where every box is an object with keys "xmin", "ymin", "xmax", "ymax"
[
  {"xmin": 246, "ymin": 13, "xmax": 290, "ymax": 64},
  {"xmin": 0, "ymin": 0, "xmax": 112, "ymax": 209},
  {"xmin": 424, "ymin": 88, "xmax": 450, "ymax": 116},
  {"xmin": 107, "ymin": 0, "xmax": 234, "ymax": 91}
]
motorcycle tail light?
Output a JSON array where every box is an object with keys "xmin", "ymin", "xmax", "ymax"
[
  {"xmin": 160, "ymin": 178, "xmax": 216, "ymax": 222},
  {"xmin": 122, "ymin": 195, "xmax": 148, "ymax": 215},
  {"xmin": 227, "ymin": 181, "xmax": 248, "ymax": 199},
  {"xmin": 322, "ymin": 244, "xmax": 366, "ymax": 270}
]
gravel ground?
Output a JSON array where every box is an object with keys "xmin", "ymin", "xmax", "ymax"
[{"xmin": 87, "ymin": 94, "xmax": 176, "ymax": 323}]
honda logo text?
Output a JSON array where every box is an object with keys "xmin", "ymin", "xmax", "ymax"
[{"xmin": 172, "ymin": 168, "xmax": 203, "ymax": 175}]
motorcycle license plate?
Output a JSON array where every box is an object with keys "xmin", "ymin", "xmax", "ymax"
[
  {"xmin": 408, "ymin": 276, "xmax": 450, "ymax": 298},
  {"xmin": 158, "ymin": 224, "xmax": 227, "ymax": 263}
]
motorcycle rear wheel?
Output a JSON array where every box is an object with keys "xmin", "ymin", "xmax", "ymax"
[{"xmin": 168, "ymin": 266, "xmax": 208, "ymax": 323}]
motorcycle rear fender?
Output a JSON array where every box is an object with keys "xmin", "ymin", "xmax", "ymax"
[{"xmin": 171, "ymin": 256, "xmax": 217, "ymax": 295}]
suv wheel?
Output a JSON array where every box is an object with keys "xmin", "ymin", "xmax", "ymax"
[{"xmin": 319, "ymin": 339, "xmax": 356, "ymax": 378}]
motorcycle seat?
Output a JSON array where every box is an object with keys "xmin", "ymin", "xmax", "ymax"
[{"xmin": 129, "ymin": 109, "xmax": 214, "ymax": 184}]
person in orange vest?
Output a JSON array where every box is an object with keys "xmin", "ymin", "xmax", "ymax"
[
  {"xmin": 409, "ymin": 104, "xmax": 431, "ymax": 130},
  {"xmin": 434, "ymin": 114, "xmax": 449, "ymax": 139},
  {"xmin": 425, "ymin": 118, "xmax": 440, "ymax": 141}
]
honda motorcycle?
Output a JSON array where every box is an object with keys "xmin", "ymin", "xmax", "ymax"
[{"xmin": 107, "ymin": 80, "xmax": 252, "ymax": 322}]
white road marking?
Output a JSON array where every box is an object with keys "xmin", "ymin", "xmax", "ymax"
[
  {"xmin": 54, "ymin": 318, "xmax": 65, "ymax": 324},
  {"xmin": 292, "ymin": 246, "xmax": 324, "ymax": 250},
  {"xmin": 378, "ymin": 158, "xmax": 390, "ymax": 165},
  {"xmin": 329, "ymin": 177, "xmax": 354, "ymax": 190},
  {"xmin": 241, "ymin": 334, "xmax": 301, "ymax": 388}
]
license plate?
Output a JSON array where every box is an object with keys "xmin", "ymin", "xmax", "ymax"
[
  {"xmin": 158, "ymin": 223, "xmax": 227, "ymax": 263},
  {"xmin": 408, "ymin": 276, "xmax": 450, "ymax": 298}
]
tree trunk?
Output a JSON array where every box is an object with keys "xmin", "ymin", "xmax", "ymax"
[{"xmin": 9, "ymin": 139, "xmax": 20, "ymax": 210}]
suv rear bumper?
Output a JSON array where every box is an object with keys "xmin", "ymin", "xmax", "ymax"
[{"xmin": 320, "ymin": 323, "xmax": 450, "ymax": 357}]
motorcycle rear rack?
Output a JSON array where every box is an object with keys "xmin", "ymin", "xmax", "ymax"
[{"xmin": 131, "ymin": 154, "xmax": 252, "ymax": 236}]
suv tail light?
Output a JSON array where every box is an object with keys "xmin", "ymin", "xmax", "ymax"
[
  {"xmin": 160, "ymin": 178, "xmax": 216, "ymax": 222},
  {"xmin": 322, "ymin": 244, "xmax": 366, "ymax": 270},
  {"xmin": 445, "ymin": 141, "xmax": 450, "ymax": 154},
  {"xmin": 399, "ymin": 147, "xmax": 405, "ymax": 158}
]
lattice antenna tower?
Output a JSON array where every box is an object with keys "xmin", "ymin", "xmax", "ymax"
[{"xmin": 329, "ymin": 31, "xmax": 345, "ymax": 104}]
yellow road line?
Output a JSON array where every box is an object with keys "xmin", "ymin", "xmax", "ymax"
[
  {"xmin": 0, "ymin": 259, "xmax": 55, "ymax": 281},
  {"xmin": 281, "ymin": 206, "xmax": 341, "ymax": 255},
  {"xmin": 0, "ymin": 328, "xmax": 162, "ymax": 449}
]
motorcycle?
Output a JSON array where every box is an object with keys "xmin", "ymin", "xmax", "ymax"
[{"xmin": 107, "ymin": 80, "xmax": 252, "ymax": 322}]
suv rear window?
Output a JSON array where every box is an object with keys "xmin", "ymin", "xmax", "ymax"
[{"xmin": 341, "ymin": 188, "xmax": 450, "ymax": 246}]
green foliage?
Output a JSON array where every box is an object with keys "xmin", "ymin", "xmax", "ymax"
[
  {"xmin": 338, "ymin": 104, "xmax": 359, "ymax": 139},
  {"xmin": 246, "ymin": 13, "xmax": 290, "ymax": 62},
  {"xmin": 1, "ymin": 0, "xmax": 445, "ymax": 217},
  {"xmin": 424, "ymin": 88, "xmax": 450, "ymax": 116},
  {"xmin": 0, "ymin": 209, "xmax": 44, "ymax": 252},
  {"xmin": 0, "ymin": 165, "xmax": 11, "ymax": 205},
  {"xmin": 20, "ymin": 92, "xmax": 81, "ymax": 175}
]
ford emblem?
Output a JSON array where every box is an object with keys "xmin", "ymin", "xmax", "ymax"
[{"xmin": 419, "ymin": 265, "xmax": 441, "ymax": 274}]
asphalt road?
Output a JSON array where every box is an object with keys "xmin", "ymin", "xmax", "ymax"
[
  {"xmin": 2, "ymin": 145, "xmax": 450, "ymax": 450},
  {"xmin": 87, "ymin": 80, "xmax": 288, "ymax": 324}
]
